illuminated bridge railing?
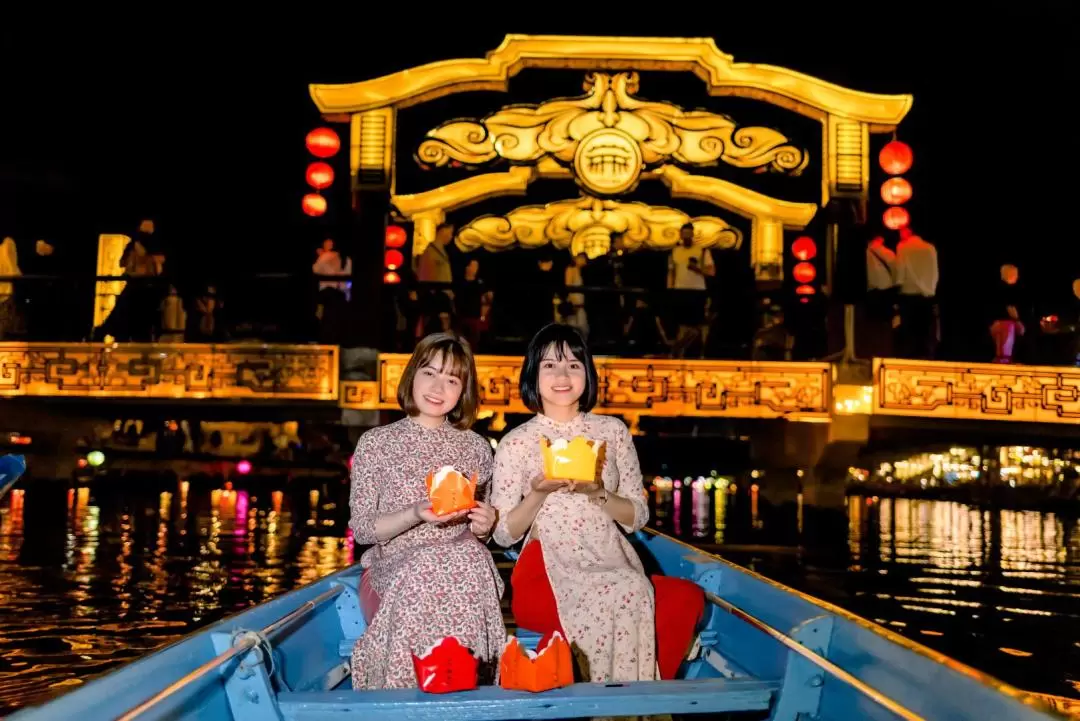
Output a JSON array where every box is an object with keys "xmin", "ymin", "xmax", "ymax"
[
  {"xmin": 0, "ymin": 343, "xmax": 338, "ymax": 401},
  {"xmin": 341, "ymin": 354, "xmax": 833, "ymax": 422}
]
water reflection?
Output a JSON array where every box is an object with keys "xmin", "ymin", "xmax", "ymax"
[{"xmin": 0, "ymin": 479, "xmax": 352, "ymax": 713}]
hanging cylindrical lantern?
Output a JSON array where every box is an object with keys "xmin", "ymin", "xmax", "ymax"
[
  {"xmin": 384, "ymin": 249, "xmax": 405, "ymax": 271},
  {"xmin": 792, "ymin": 262, "xmax": 817, "ymax": 284},
  {"xmin": 305, "ymin": 162, "xmax": 335, "ymax": 190},
  {"xmin": 306, "ymin": 128, "xmax": 341, "ymax": 158},
  {"xmin": 879, "ymin": 140, "xmax": 913, "ymax": 175},
  {"xmin": 883, "ymin": 206, "xmax": 910, "ymax": 230},
  {"xmin": 791, "ymin": 236, "xmax": 817, "ymax": 262},
  {"xmin": 880, "ymin": 177, "xmax": 912, "ymax": 205},
  {"xmin": 302, "ymin": 193, "xmax": 327, "ymax": 217},
  {"xmin": 385, "ymin": 225, "xmax": 407, "ymax": 248}
]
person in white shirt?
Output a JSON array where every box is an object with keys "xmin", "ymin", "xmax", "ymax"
[
  {"xmin": 893, "ymin": 229, "xmax": 939, "ymax": 359},
  {"xmin": 861, "ymin": 235, "xmax": 897, "ymax": 357},
  {"xmin": 667, "ymin": 223, "xmax": 714, "ymax": 358}
]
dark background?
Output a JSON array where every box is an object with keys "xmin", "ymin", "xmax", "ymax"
[{"xmin": 3, "ymin": 10, "xmax": 1077, "ymax": 306}]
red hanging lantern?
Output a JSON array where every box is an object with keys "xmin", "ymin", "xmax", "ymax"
[
  {"xmin": 306, "ymin": 128, "xmax": 341, "ymax": 158},
  {"xmin": 302, "ymin": 193, "xmax": 327, "ymax": 217},
  {"xmin": 385, "ymin": 225, "xmax": 407, "ymax": 248},
  {"xmin": 792, "ymin": 262, "xmax": 817, "ymax": 284},
  {"xmin": 306, "ymin": 162, "xmax": 335, "ymax": 190},
  {"xmin": 879, "ymin": 140, "xmax": 913, "ymax": 175},
  {"xmin": 880, "ymin": 177, "xmax": 912, "ymax": 205},
  {"xmin": 791, "ymin": 236, "xmax": 817, "ymax": 261},
  {"xmin": 383, "ymin": 271, "xmax": 401, "ymax": 284},
  {"xmin": 384, "ymin": 249, "xmax": 405, "ymax": 271},
  {"xmin": 795, "ymin": 284, "xmax": 816, "ymax": 295},
  {"xmin": 883, "ymin": 206, "xmax": 910, "ymax": 230}
]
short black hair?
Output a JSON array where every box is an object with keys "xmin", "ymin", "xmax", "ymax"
[{"xmin": 519, "ymin": 323, "xmax": 599, "ymax": 413}]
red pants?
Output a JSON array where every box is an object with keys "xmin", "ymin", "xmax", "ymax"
[{"xmin": 511, "ymin": 540, "xmax": 705, "ymax": 680}]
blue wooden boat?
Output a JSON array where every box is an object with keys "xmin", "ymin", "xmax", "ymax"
[
  {"xmin": 11, "ymin": 530, "xmax": 1062, "ymax": 721},
  {"xmin": 0, "ymin": 454, "xmax": 26, "ymax": 500}
]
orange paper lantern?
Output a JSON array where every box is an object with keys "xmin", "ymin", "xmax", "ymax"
[
  {"xmin": 385, "ymin": 225, "xmax": 407, "ymax": 248},
  {"xmin": 883, "ymin": 206, "xmax": 910, "ymax": 230},
  {"xmin": 412, "ymin": 637, "xmax": 479, "ymax": 694},
  {"xmin": 425, "ymin": 466, "xmax": 478, "ymax": 516},
  {"xmin": 880, "ymin": 177, "xmax": 912, "ymax": 205},
  {"xmin": 305, "ymin": 162, "xmax": 335, "ymax": 190},
  {"xmin": 879, "ymin": 141, "xmax": 913, "ymax": 175},
  {"xmin": 384, "ymin": 249, "xmax": 405, "ymax": 271},
  {"xmin": 384, "ymin": 271, "xmax": 401, "ymax": 284},
  {"xmin": 499, "ymin": 632, "xmax": 574, "ymax": 693},
  {"xmin": 791, "ymin": 236, "xmax": 817, "ymax": 262},
  {"xmin": 306, "ymin": 128, "xmax": 340, "ymax": 158},
  {"xmin": 795, "ymin": 285, "xmax": 816, "ymax": 295},
  {"xmin": 792, "ymin": 262, "xmax": 817, "ymax": 284},
  {"xmin": 302, "ymin": 193, "xmax": 327, "ymax": 217}
]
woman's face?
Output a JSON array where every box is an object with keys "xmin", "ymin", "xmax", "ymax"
[
  {"xmin": 411, "ymin": 351, "xmax": 463, "ymax": 421},
  {"xmin": 537, "ymin": 343, "xmax": 586, "ymax": 412}
]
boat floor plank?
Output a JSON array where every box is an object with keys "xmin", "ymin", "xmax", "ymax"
[{"xmin": 277, "ymin": 678, "xmax": 779, "ymax": 720}]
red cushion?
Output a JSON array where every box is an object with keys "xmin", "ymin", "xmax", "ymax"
[
  {"xmin": 510, "ymin": 541, "xmax": 565, "ymax": 637},
  {"xmin": 651, "ymin": 574, "xmax": 705, "ymax": 680},
  {"xmin": 511, "ymin": 541, "xmax": 705, "ymax": 680}
]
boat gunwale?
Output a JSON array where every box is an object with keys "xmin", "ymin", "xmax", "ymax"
[{"xmin": 642, "ymin": 529, "xmax": 1062, "ymax": 715}]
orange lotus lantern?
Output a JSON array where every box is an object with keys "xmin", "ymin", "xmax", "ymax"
[
  {"xmin": 879, "ymin": 140, "xmax": 913, "ymax": 175},
  {"xmin": 306, "ymin": 128, "xmax": 341, "ymax": 158},
  {"xmin": 792, "ymin": 262, "xmax": 817, "ymax": 284},
  {"xmin": 412, "ymin": 637, "xmax": 479, "ymax": 694},
  {"xmin": 385, "ymin": 225, "xmax": 407, "ymax": 248},
  {"xmin": 540, "ymin": 437, "xmax": 603, "ymax": 485},
  {"xmin": 883, "ymin": 206, "xmax": 910, "ymax": 230},
  {"xmin": 301, "ymin": 193, "xmax": 327, "ymax": 217},
  {"xmin": 305, "ymin": 162, "xmax": 335, "ymax": 190},
  {"xmin": 384, "ymin": 249, "xmax": 405, "ymax": 271},
  {"xmin": 880, "ymin": 177, "xmax": 912, "ymax": 205},
  {"xmin": 499, "ymin": 632, "xmax": 574, "ymax": 693},
  {"xmin": 791, "ymin": 236, "xmax": 817, "ymax": 262},
  {"xmin": 425, "ymin": 466, "xmax": 478, "ymax": 516}
]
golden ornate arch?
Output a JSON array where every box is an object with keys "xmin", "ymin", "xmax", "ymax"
[{"xmin": 311, "ymin": 35, "xmax": 912, "ymax": 279}]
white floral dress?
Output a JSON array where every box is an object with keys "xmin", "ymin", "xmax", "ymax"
[{"xmin": 490, "ymin": 412, "xmax": 657, "ymax": 682}]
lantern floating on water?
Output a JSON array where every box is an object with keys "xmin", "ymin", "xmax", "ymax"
[
  {"xmin": 305, "ymin": 128, "xmax": 341, "ymax": 158},
  {"xmin": 879, "ymin": 140, "xmax": 913, "ymax": 175},
  {"xmin": 302, "ymin": 193, "xmax": 327, "ymax": 217},
  {"xmin": 883, "ymin": 206, "xmax": 910, "ymax": 230},
  {"xmin": 305, "ymin": 162, "xmax": 335, "ymax": 190},
  {"xmin": 792, "ymin": 262, "xmax": 817, "ymax": 284},
  {"xmin": 791, "ymin": 236, "xmax": 817, "ymax": 262},
  {"xmin": 880, "ymin": 177, "xmax": 912, "ymax": 205}
]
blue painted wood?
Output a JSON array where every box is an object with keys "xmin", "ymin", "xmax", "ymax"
[
  {"xmin": 277, "ymin": 678, "xmax": 780, "ymax": 721},
  {"xmin": 211, "ymin": 631, "xmax": 281, "ymax": 721},
  {"xmin": 768, "ymin": 615, "xmax": 833, "ymax": 720},
  {"xmin": 0, "ymin": 454, "xmax": 26, "ymax": 500}
]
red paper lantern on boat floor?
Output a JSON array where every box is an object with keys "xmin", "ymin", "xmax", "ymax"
[
  {"xmin": 792, "ymin": 262, "xmax": 817, "ymax": 284},
  {"xmin": 879, "ymin": 140, "xmax": 913, "ymax": 175},
  {"xmin": 306, "ymin": 128, "xmax": 341, "ymax": 158},
  {"xmin": 302, "ymin": 193, "xmax": 327, "ymax": 217},
  {"xmin": 880, "ymin": 177, "xmax": 912, "ymax": 205},
  {"xmin": 883, "ymin": 206, "xmax": 910, "ymax": 230},
  {"xmin": 306, "ymin": 162, "xmax": 335, "ymax": 190},
  {"xmin": 385, "ymin": 225, "xmax": 407, "ymax": 248},
  {"xmin": 791, "ymin": 236, "xmax": 817, "ymax": 262}
]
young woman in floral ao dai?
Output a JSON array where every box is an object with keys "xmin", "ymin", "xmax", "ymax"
[
  {"xmin": 348, "ymin": 333, "xmax": 505, "ymax": 689},
  {"xmin": 490, "ymin": 324, "xmax": 657, "ymax": 682}
]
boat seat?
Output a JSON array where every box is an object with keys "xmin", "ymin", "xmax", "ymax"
[{"xmin": 276, "ymin": 677, "xmax": 781, "ymax": 721}]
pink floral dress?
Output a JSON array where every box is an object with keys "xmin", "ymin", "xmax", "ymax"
[
  {"xmin": 348, "ymin": 417, "xmax": 505, "ymax": 688},
  {"xmin": 490, "ymin": 412, "xmax": 657, "ymax": 682}
]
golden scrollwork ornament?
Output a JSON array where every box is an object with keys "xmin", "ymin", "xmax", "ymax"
[
  {"xmin": 456, "ymin": 195, "xmax": 742, "ymax": 258},
  {"xmin": 417, "ymin": 72, "xmax": 808, "ymax": 196}
]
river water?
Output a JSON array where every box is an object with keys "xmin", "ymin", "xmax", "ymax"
[{"xmin": 0, "ymin": 470, "xmax": 1077, "ymax": 714}]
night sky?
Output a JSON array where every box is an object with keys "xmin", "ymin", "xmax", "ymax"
[{"xmin": 4, "ymin": 11, "xmax": 1077, "ymax": 302}]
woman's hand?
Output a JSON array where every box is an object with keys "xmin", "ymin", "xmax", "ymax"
[
  {"xmin": 415, "ymin": 501, "xmax": 470, "ymax": 525},
  {"xmin": 530, "ymin": 473, "xmax": 571, "ymax": 495},
  {"xmin": 467, "ymin": 502, "xmax": 496, "ymax": 538}
]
